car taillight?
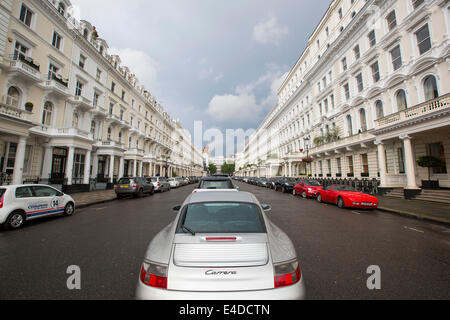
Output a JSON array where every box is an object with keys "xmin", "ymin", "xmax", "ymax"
[
  {"xmin": 157, "ymin": 182, "xmax": 161, "ymax": 186},
  {"xmin": 274, "ymin": 260, "xmax": 301, "ymax": 288},
  {"xmin": 132, "ymin": 183, "xmax": 137, "ymax": 189},
  {"xmin": 140, "ymin": 261, "xmax": 168, "ymax": 289},
  {"xmin": 0, "ymin": 195, "xmax": 4, "ymax": 209},
  {"xmin": 114, "ymin": 185, "xmax": 118, "ymax": 190}
]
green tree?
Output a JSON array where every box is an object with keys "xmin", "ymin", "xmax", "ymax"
[
  {"xmin": 208, "ymin": 163, "xmax": 217, "ymax": 175},
  {"xmin": 221, "ymin": 163, "xmax": 236, "ymax": 175},
  {"xmin": 417, "ymin": 156, "xmax": 443, "ymax": 181}
]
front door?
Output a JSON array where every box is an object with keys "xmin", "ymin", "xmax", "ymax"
[{"xmin": 51, "ymin": 148, "xmax": 67, "ymax": 183}]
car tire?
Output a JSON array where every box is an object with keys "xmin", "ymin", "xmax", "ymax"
[
  {"xmin": 302, "ymin": 191, "xmax": 308, "ymax": 199},
  {"xmin": 137, "ymin": 189, "xmax": 144, "ymax": 198},
  {"xmin": 282, "ymin": 187, "xmax": 286, "ymax": 193},
  {"xmin": 317, "ymin": 194, "xmax": 323, "ymax": 203},
  {"xmin": 4, "ymin": 211, "xmax": 25, "ymax": 230},
  {"xmin": 63, "ymin": 202, "xmax": 75, "ymax": 217},
  {"xmin": 150, "ymin": 188, "xmax": 155, "ymax": 196},
  {"xmin": 337, "ymin": 197, "xmax": 345, "ymax": 209}
]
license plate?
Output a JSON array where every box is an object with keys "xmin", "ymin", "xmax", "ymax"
[
  {"xmin": 362, "ymin": 202, "xmax": 372, "ymax": 206},
  {"xmin": 121, "ymin": 185, "xmax": 129, "ymax": 188}
]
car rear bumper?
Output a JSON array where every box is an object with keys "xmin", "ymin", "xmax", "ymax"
[
  {"xmin": 115, "ymin": 189, "xmax": 138, "ymax": 195},
  {"xmin": 136, "ymin": 277, "xmax": 305, "ymax": 300}
]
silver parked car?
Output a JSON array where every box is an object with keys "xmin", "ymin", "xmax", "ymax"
[
  {"xmin": 136, "ymin": 191, "xmax": 305, "ymax": 300},
  {"xmin": 147, "ymin": 177, "xmax": 171, "ymax": 192},
  {"xmin": 115, "ymin": 177, "xmax": 155, "ymax": 199}
]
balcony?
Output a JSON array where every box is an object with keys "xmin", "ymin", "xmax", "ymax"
[
  {"xmin": 125, "ymin": 148, "xmax": 145, "ymax": 157},
  {"xmin": 9, "ymin": 55, "xmax": 41, "ymax": 83},
  {"xmin": 374, "ymin": 93, "xmax": 450, "ymax": 132},
  {"xmin": 0, "ymin": 102, "xmax": 32, "ymax": 123},
  {"xmin": 70, "ymin": 96, "xmax": 93, "ymax": 111},
  {"xmin": 41, "ymin": 75, "xmax": 69, "ymax": 98},
  {"xmin": 31, "ymin": 127, "xmax": 94, "ymax": 141},
  {"xmin": 91, "ymin": 105, "xmax": 107, "ymax": 118},
  {"xmin": 95, "ymin": 139, "xmax": 125, "ymax": 150},
  {"xmin": 106, "ymin": 113, "xmax": 121, "ymax": 124},
  {"xmin": 308, "ymin": 131, "xmax": 375, "ymax": 157},
  {"xmin": 119, "ymin": 119, "xmax": 130, "ymax": 129}
]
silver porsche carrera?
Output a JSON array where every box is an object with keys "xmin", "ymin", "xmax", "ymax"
[{"xmin": 135, "ymin": 191, "xmax": 305, "ymax": 300}]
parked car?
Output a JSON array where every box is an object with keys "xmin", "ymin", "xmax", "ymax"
[
  {"xmin": 274, "ymin": 178, "xmax": 297, "ymax": 193},
  {"xmin": 168, "ymin": 178, "xmax": 180, "ymax": 189},
  {"xmin": 115, "ymin": 177, "xmax": 155, "ymax": 199},
  {"xmin": 316, "ymin": 185, "xmax": 379, "ymax": 209},
  {"xmin": 194, "ymin": 177, "xmax": 238, "ymax": 192},
  {"xmin": 147, "ymin": 177, "xmax": 171, "ymax": 192},
  {"xmin": 267, "ymin": 178, "xmax": 278, "ymax": 189},
  {"xmin": 176, "ymin": 177, "xmax": 186, "ymax": 186},
  {"xmin": 136, "ymin": 191, "xmax": 305, "ymax": 300},
  {"xmin": 293, "ymin": 178, "xmax": 323, "ymax": 198},
  {"xmin": 0, "ymin": 184, "xmax": 75, "ymax": 230},
  {"xmin": 257, "ymin": 178, "xmax": 269, "ymax": 187}
]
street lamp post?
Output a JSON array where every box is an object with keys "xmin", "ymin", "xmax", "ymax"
[{"xmin": 304, "ymin": 137, "xmax": 311, "ymax": 176}]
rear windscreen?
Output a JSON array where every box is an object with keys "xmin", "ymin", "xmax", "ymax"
[
  {"xmin": 0, "ymin": 189, "xmax": 5, "ymax": 197},
  {"xmin": 178, "ymin": 202, "xmax": 266, "ymax": 234},
  {"xmin": 118, "ymin": 178, "xmax": 132, "ymax": 184},
  {"xmin": 201, "ymin": 180, "xmax": 233, "ymax": 189}
]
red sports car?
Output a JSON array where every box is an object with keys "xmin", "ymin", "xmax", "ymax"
[
  {"xmin": 293, "ymin": 178, "xmax": 323, "ymax": 198},
  {"xmin": 316, "ymin": 185, "xmax": 379, "ymax": 209}
]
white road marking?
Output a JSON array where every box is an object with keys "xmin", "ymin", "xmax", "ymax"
[
  {"xmin": 352, "ymin": 211, "xmax": 361, "ymax": 215},
  {"xmin": 94, "ymin": 207, "xmax": 108, "ymax": 211},
  {"xmin": 404, "ymin": 226, "xmax": 425, "ymax": 233}
]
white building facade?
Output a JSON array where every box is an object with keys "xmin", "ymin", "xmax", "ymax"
[
  {"xmin": 236, "ymin": 0, "xmax": 450, "ymax": 196},
  {"xmin": 0, "ymin": 0, "xmax": 203, "ymax": 191}
]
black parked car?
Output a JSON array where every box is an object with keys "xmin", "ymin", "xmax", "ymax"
[
  {"xmin": 256, "ymin": 178, "xmax": 268, "ymax": 187},
  {"xmin": 274, "ymin": 177, "xmax": 297, "ymax": 193},
  {"xmin": 266, "ymin": 177, "xmax": 278, "ymax": 189}
]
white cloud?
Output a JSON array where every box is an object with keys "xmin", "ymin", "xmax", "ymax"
[
  {"xmin": 207, "ymin": 67, "xmax": 288, "ymax": 125},
  {"xmin": 207, "ymin": 94, "xmax": 259, "ymax": 123},
  {"xmin": 253, "ymin": 16, "xmax": 289, "ymax": 45},
  {"xmin": 109, "ymin": 47, "xmax": 160, "ymax": 92}
]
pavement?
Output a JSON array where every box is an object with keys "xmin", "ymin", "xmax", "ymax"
[{"xmin": 69, "ymin": 189, "xmax": 450, "ymax": 225}]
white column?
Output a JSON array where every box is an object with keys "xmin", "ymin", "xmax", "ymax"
[
  {"xmin": 92, "ymin": 153, "xmax": 99, "ymax": 179},
  {"xmin": 109, "ymin": 155, "xmax": 115, "ymax": 183},
  {"xmin": 83, "ymin": 150, "xmax": 91, "ymax": 185},
  {"xmin": 41, "ymin": 145, "xmax": 53, "ymax": 180},
  {"xmin": 288, "ymin": 162, "xmax": 292, "ymax": 177},
  {"xmin": 139, "ymin": 161, "xmax": 143, "ymax": 177},
  {"xmin": 12, "ymin": 136, "xmax": 27, "ymax": 185},
  {"xmin": 66, "ymin": 146, "xmax": 75, "ymax": 185},
  {"xmin": 400, "ymin": 135, "xmax": 419, "ymax": 189},
  {"xmin": 159, "ymin": 164, "xmax": 163, "ymax": 176},
  {"xmin": 133, "ymin": 159, "xmax": 137, "ymax": 177},
  {"xmin": 375, "ymin": 141, "xmax": 387, "ymax": 188},
  {"xmin": 119, "ymin": 157, "xmax": 124, "ymax": 179}
]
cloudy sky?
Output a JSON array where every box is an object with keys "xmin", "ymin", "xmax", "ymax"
[{"xmin": 71, "ymin": 0, "xmax": 330, "ymax": 156}]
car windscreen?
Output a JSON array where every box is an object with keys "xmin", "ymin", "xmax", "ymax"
[
  {"xmin": 178, "ymin": 202, "xmax": 266, "ymax": 234},
  {"xmin": 285, "ymin": 178, "xmax": 296, "ymax": 183},
  {"xmin": 305, "ymin": 179, "xmax": 321, "ymax": 186},
  {"xmin": 333, "ymin": 185, "xmax": 357, "ymax": 192},
  {"xmin": 0, "ymin": 188, "xmax": 5, "ymax": 197},
  {"xmin": 200, "ymin": 180, "xmax": 233, "ymax": 189},
  {"xmin": 149, "ymin": 178, "xmax": 158, "ymax": 182},
  {"xmin": 118, "ymin": 178, "xmax": 132, "ymax": 184}
]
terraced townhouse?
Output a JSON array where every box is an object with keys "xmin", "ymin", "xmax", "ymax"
[
  {"xmin": 236, "ymin": 0, "xmax": 450, "ymax": 197},
  {"xmin": 0, "ymin": 0, "xmax": 203, "ymax": 192}
]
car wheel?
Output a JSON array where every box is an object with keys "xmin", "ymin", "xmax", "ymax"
[
  {"xmin": 317, "ymin": 194, "xmax": 323, "ymax": 203},
  {"xmin": 63, "ymin": 202, "xmax": 75, "ymax": 216},
  {"xmin": 137, "ymin": 189, "xmax": 144, "ymax": 198},
  {"xmin": 337, "ymin": 197, "xmax": 345, "ymax": 209},
  {"xmin": 4, "ymin": 211, "xmax": 25, "ymax": 230},
  {"xmin": 282, "ymin": 187, "xmax": 286, "ymax": 193},
  {"xmin": 150, "ymin": 188, "xmax": 155, "ymax": 196},
  {"xmin": 302, "ymin": 191, "xmax": 307, "ymax": 199}
]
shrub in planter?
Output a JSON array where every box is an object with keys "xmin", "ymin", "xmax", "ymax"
[
  {"xmin": 24, "ymin": 102, "xmax": 33, "ymax": 112},
  {"xmin": 417, "ymin": 156, "xmax": 443, "ymax": 189}
]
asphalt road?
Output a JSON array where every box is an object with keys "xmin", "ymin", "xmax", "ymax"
[{"xmin": 0, "ymin": 182, "xmax": 449, "ymax": 300}]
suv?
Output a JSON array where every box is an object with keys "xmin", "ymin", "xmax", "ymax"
[
  {"xmin": 0, "ymin": 185, "xmax": 75, "ymax": 230},
  {"xmin": 115, "ymin": 177, "xmax": 155, "ymax": 199},
  {"xmin": 147, "ymin": 177, "xmax": 171, "ymax": 192},
  {"xmin": 274, "ymin": 177, "xmax": 297, "ymax": 193}
]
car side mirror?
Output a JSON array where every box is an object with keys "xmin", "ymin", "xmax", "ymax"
[
  {"xmin": 235, "ymin": 186, "xmax": 240, "ymax": 190},
  {"xmin": 172, "ymin": 205, "xmax": 181, "ymax": 212},
  {"xmin": 261, "ymin": 204, "xmax": 272, "ymax": 212}
]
